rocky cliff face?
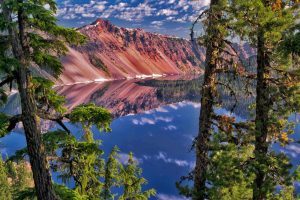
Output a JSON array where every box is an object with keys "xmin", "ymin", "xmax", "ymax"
[
  {"xmin": 58, "ymin": 19, "xmax": 256, "ymax": 85},
  {"xmin": 58, "ymin": 19, "xmax": 205, "ymax": 84}
]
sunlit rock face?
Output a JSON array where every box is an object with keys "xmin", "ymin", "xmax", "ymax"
[
  {"xmin": 58, "ymin": 19, "xmax": 205, "ymax": 85},
  {"xmin": 58, "ymin": 18, "xmax": 256, "ymax": 85}
]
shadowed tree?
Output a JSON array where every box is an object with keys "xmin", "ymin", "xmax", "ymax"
[
  {"xmin": 231, "ymin": 0, "xmax": 300, "ymax": 199},
  {"xmin": 0, "ymin": 0, "xmax": 85, "ymax": 198},
  {"xmin": 193, "ymin": 0, "xmax": 232, "ymax": 199},
  {"xmin": 180, "ymin": 0, "xmax": 299, "ymax": 199}
]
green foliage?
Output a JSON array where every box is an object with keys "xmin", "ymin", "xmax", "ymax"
[
  {"xmin": 0, "ymin": 113, "xmax": 10, "ymax": 137},
  {"xmin": 54, "ymin": 184, "xmax": 87, "ymax": 200},
  {"xmin": 0, "ymin": 0, "xmax": 156, "ymax": 199},
  {"xmin": 0, "ymin": 158, "xmax": 34, "ymax": 200},
  {"xmin": 101, "ymin": 146, "xmax": 123, "ymax": 199},
  {"xmin": 293, "ymin": 166, "xmax": 300, "ymax": 182},
  {"xmin": 15, "ymin": 188, "xmax": 36, "ymax": 200},
  {"xmin": 32, "ymin": 77, "xmax": 66, "ymax": 114},
  {"xmin": 9, "ymin": 161, "xmax": 33, "ymax": 193},
  {"xmin": 119, "ymin": 152, "xmax": 156, "ymax": 200},
  {"xmin": 69, "ymin": 103, "xmax": 112, "ymax": 133},
  {"xmin": 206, "ymin": 133, "xmax": 255, "ymax": 200},
  {"xmin": 0, "ymin": 157, "xmax": 12, "ymax": 200},
  {"xmin": 42, "ymin": 129, "xmax": 155, "ymax": 199},
  {"xmin": 14, "ymin": 184, "xmax": 89, "ymax": 200},
  {"xmin": 42, "ymin": 130, "xmax": 105, "ymax": 197},
  {"xmin": 89, "ymin": 55, "xmax": 111, "ymax": 77},
  {"xmin": 2, "ymin": 95, "xmax": 155, "ymax": 200},
  {"xmin": 9, "ymin": 148, "xmax": 28, "ymax": 161},
  {"xmin": 178, "ymin": 0, "xmax": 300, "ymax": 199},
  {"xmin": 0, "ymin": 0, "xmax": 86, "ymax": 78},
  {"xmin": 42, "ymin": 130, "xmax": 75, "ymax": 154}
]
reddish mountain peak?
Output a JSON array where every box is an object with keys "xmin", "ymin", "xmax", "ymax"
[
  {"xmin": 59, "ymin": 19, "xmax": 254, "ymax": 85},
  {"xmin": 59, "ymin": 19, "xmax": 205, "ymax": 84},
  {"xmin": 91, "ymin": 18, "xmax": 111, "ymax": 27},
  {"xmin": 82, "ymin": 18, "xmax": 180, "ymax": 40}
]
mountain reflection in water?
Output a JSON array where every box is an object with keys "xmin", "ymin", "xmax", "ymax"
[
  {"xmin": 54, "ymin": 76, "xmax": 252, "ymax": 118},
  {"xmin": 1, "ymin": 77, "xmax": 300, "ymax": 199}
]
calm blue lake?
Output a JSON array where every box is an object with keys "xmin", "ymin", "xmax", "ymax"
[{"xmin": 1, "ymin": 78, "xmax": 300, "ymax": 199}]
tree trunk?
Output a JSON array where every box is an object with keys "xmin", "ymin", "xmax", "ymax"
[
  {"xmin": 1, "ymin": 1, "xmax": 58, "ymax": 199},
  {"xmin": 193, "ymin": 0, "xmax": 222, "ymax": 199},
  {"xmin": 253, "ymin": 25, "xmax": 271, "ymax": 200},
  {"xmin": 17, "ymin": 63, "xmax": 58, "ymax": 200},
  {"xmin": 252, "ymin": 1, "xmax": 273, "ymax": 199}
]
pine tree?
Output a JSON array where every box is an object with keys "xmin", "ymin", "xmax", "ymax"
[
  {"xmin": 193, "ymin": 0, "xmax": 231, "ymax": 199},
  {"xmin": 5, "ymin": 93, "xmax": 155, "ymax": 200},
  {"xmin": 119, "ymin": 152, "xmax": 156, "ymax": 200},
  {"xmin": 102, "ymin": 146, "xmax": 123, "ymax": 200},
  {"xmin": 0, "ymin": 0, "xmax": 85, "ymax": 199},
  {"xmin": 230, "ymin": 0, "xmax": 300, "ymax": 199},
  {"xmin": 184, "ymin": 0, "xmax": 299, "ymax": 199}
]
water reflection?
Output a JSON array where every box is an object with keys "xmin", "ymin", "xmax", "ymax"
[
  {"xmin": 1, "ymin": 77, "xmax": 299, "ymax": 199},
  {"xmin": 54, "ymin": 77, "xmax": 252, "ymax": 118},
  {"xmin": 55, "ymin": 79, "xmax": 160, "ymax": 118}
]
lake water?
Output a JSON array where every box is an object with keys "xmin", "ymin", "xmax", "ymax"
[{"xmin": 1, "ymin": 77, "xmax": 300, "ymax": 199}]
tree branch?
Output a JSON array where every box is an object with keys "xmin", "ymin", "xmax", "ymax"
[
  {"xmin": 7, "ymin": 114, "xmax": 22, "ymax": 132},
  {"xmin": 216, "ymin": 81, "xmax": 238, "ymax": 113},
  {"xmin": 37, "ymin": 111, "xmax": 70, "ymax": 133},
  {"xmin": 190, "ymin": 9, "xmax": 208, "ymax": 42},
  {"xmin": 0, "ymin": 76, "xmax": 15, "ymax": 88}
]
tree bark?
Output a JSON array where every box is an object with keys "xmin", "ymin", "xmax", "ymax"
[
  {"xmin": 252, "ymin": 1, "xmax": 273, "ymax": 199},
  {"xmin": 193, "ymin": 0, "xmax": 222, "ymax": 199},
  {"xmin": 1, "ymin": 1, "xmax": 58, "ymax": 199},
  {"xmin": 253, "ymin": 25, "xmax": 271, "ymax": 200}
]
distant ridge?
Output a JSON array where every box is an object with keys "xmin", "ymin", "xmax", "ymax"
[{"xmin": 58, "ymin": 18, "xmax": 255, "ymax": 85}]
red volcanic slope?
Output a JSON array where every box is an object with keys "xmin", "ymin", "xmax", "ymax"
[{"xmin": 58, "ymin": 19, "xmax": 205, "ymax": 84}]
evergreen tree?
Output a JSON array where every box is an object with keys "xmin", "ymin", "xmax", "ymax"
[
  {"xmin": 231, "ymin": 0, "xmax": 300, "ymax": 199},
  {"xmin": 10, "ymin": 103, "xmax": 155, "ymax": 199},
  {"xmin": 0, "ymin": 0, "xmax": 85, "ymax": 199},
  {"xmin": 119, "ymin": 152, "xmax": 156, "ymax": 200},
  {"xmin": 102, "ymin": 146, "xmax": 123, "ymax": 200},
  {"xmin": 181, "ymin": 0, "xmax": 299, "ymax": 200},
  {"xmin": 193, "ymin": 0, "xmax": 227, "ymax": 198}
]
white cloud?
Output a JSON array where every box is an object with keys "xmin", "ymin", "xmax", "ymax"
[
  {"xmin": 82, "ymin": 13, "xmax": 96, "ymax": 18},
  {"xmin": 155, "ymin": 107, "xmax": 169, "ymax": 113},
  {"xmin": 132, "ymin": 116, "xmax": 173, "ymax": 125},
  {"xmin": 151, "ymin": 21, "xmax": 164, "ymax": 27},
  {"xmin": 132, "ymin": 117, "xmax": 156, "ymax": 125},
  {"xmin": 56, "ymin": 0, "xmax": 211, "ymax": 37},
  {"xmin": 57, "ymin": 1, "xmax": 108, "ymax": 19},
  {"xmin": 155, "ymin": 116, "xmax": 173, "ymax": 123},
  {"xmin": 286, "ymin": 144, "xmax": 300, "ymax": 154},
  {"xmin": 169, "ymin": 104, "xmax": 178, "ymax": 110},
  {"xmin": 157, "ymin": 9, "xmax": 178, "ymax": 16},
  {"xmin": 155, "ymin": 152, "xmax": 194, "ymax": 168},
  {"xmin": 101, "ymin": 1, "xmax": 156, "ymax": 22},
  {"xmin": 280, "ymin": 144, "xmax": 300, "ymax": 158},
  {"xmin": 178, "ymin": 101, "xmax": 201, "ymax": 108},
  {"xmin": 157, "ymin": 193, "xmax": 189, "ymax": 200},
  {"xmin": 168, "ymin": 0, "xmax": 176, "ymax": 4},
  {"xmin": 164, "ymin": 125, "xmax": 177, "ymax": 131}
]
